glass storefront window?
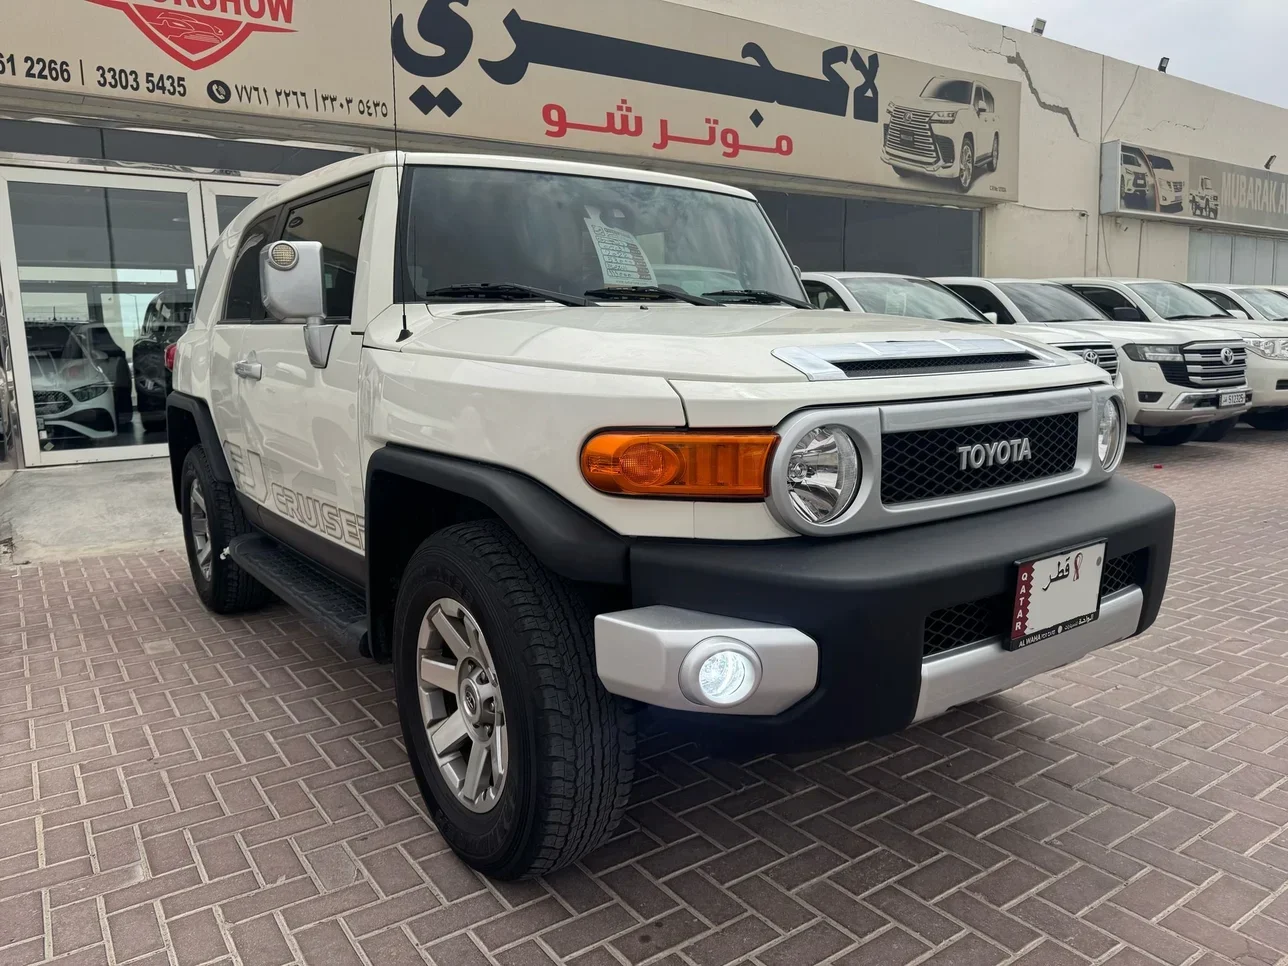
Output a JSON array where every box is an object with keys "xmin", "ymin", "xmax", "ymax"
[{"xmin": 7, "ymin": 181, "xmax": 196, "ymax": 452}]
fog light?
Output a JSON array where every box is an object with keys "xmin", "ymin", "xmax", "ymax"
[{"xmin": 679, "ymin": 638, "xmax": 762, "ymax": 708}]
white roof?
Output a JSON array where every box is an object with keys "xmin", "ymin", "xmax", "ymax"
[{"xmin": 802, "ymin": 271, "xmax": 921, "ymax": 281}]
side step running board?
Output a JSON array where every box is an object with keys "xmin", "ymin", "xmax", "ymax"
[{"xmin": 227, "ymin": 534, "xmax": 369, "ymax": 657}]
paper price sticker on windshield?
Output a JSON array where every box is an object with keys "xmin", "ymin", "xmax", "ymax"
[
  {"xmin": 584, "ymin": 218, "xmax": 657, "ymax": 286},
  {"xmin": 1009, "ymin": 542, "xmax": 1105, "ymax": 650}
]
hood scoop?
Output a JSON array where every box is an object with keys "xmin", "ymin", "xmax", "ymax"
[{"xmin": 773, "ymin": 337, "xmax": 1057, "ymax": 381}]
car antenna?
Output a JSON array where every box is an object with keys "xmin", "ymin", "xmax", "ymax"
[{"xmin": 388, "ymin": 0, "xmax": 413, "ymax": 344}]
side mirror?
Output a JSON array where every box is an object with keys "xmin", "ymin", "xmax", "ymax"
[
  {"xmin": 983, "ymin": 311, "xmax": 999, "ymax": 324},
  {"xmin": 260, "ymin": 241, "xmax": 333, "ymax": 369},
  {"xmin": 793, "ymin": 264, "xmax": 803, "ymax": 280},
  {"xmin": 1112, "ymin": 306, "xmax": 1144, "ymax": 322}
]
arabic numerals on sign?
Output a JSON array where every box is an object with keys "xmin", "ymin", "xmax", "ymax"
[
  {"xmin": 11, "ymin": 55, "xmax": 74, "ymax": 84},
  {"xmin": 0, "ymin": 53, "xmax": 16, "ymax": 76}
]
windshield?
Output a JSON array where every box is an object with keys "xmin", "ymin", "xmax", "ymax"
[
  {"xmin": 398, "ymin": 166, "xmax": 803, "ymax": 304},
  {"xmin": 1128, "ymin": 281, "xmax": 1231, "ymax": 321},
  {"xmin": 842, "ymin": 277, "xmax": 986, "ymax": 322},
  {"xmin": 1146, "ymin": 155, "xmax": 1174, "ymax": 171},
  {"xmin": 1234, "ymin": 287, "xmax": 1288, "ymax": 320},
  {"xmin": 1122, "ymin": 152, "xmax": 1143, "ymax": 168},
  {"xmin": 998, "ymin": 282, "xmax": 1109, "ymax": 323},
  {"xmin": 920, "ymin": 77, "xmax": 972, "ymax": 104}
]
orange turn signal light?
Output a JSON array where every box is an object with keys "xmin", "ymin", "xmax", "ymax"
[{"xmin": 581, "ymin": 432, "xmax": 778, "ymax": 498}]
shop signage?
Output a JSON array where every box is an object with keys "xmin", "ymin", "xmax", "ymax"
[
  {"xmin": 1, "ymin": 0, "xmax": 1021, "ymax": 200},
  {"xmin": 1102, "ymin": 140, "xmax": 1288, "ymax": 233}
]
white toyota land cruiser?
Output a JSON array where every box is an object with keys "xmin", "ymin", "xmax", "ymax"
[{"xmin": 167, "ymin": 152, "xmax": 1175, "ymax": 880}]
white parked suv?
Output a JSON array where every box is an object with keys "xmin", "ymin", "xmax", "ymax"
[
  {"xmin": 167, "ymin": 152, "xmax": 1175, "ymax": 879},
  {"xmin": 1188, "ymin": 283, "xmax": 1288, "ymax": 431},
  {"xmin": 801, "ymin": 272, "xmax": 1122, "ymax": 381},
  {"xmin": 938, "ymin": 277, "xmax": 1242, "ymax": 444},
  {"xmin": 1052, "ymin": 279, "xmax": 1263, "ymax": 445}
]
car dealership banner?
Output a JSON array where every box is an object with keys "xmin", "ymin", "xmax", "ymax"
[
  {"xmin": 1102, "ymin": 140, "xmax": 1288, "ymax": 233},
  {"xmin": 0, "ymin": 0, "xmax": 1021, "ymax": 200}
]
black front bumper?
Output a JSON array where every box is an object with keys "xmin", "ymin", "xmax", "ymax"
[{"xmin": 629, "ymin": 477, "xmax": 1174, "ymax": 750}]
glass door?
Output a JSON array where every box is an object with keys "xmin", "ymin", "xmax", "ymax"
[
  {"xmin": 200, "ymin": 183, "xmax": 274, "ymax": 253},
  {"xmin": 0, "ymin": 168, "xmax": 206, "ymax": 467}
]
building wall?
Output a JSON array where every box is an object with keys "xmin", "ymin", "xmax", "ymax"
[{"xmin": 673, "ymin": 0, "xmax": 1288, "ymax": 279}]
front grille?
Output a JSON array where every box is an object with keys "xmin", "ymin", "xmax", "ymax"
[
  {"xmin": 33, "ymin": 390, "xmax": 72, "ymax": 416},
  {"xmin": 923, "ymin": 551, "xmax": 1145, "ymax": 658},
  {"xmin": 839, "ymin": 352, "xmax": 1035, "ymax": 377},
  {"xmin": 885, "ymin": 108, "xmax": 937, "ymax": 162},
  {"xmin": 1054, "ymin": 344, "xmax": 1119, "ymax": 376},
  {"xmin": 882, "ymin": 412, "xmax": 1079, "ymax": 505},
  {"xmin": 1159, "ymin": 342, "xmax": 1246, "ymax": 388}
]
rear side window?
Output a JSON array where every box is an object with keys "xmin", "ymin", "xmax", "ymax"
[
  {"xmin": 1071, "ymin": 286, "xmax": 1131, "ymax": 313},
  {"xmin": 223, "ymin": 209, "xmax": 281, "ymax": 322},
  {"xmin": 803, "ymin": 280, "xmax": 847, "ymax": 310},
  {"xmin": 1200, "ymin": 290, "xmax": 1241, "ymax": 314},
  {"xmin": 282, "ymin": 183, "xmax": 371, "ymax": 321},
  {"xmin": 947, "ymin": 284, "xmax": 1014, "ymax": 323}
]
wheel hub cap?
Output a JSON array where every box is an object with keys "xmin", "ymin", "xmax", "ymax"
[{"xmin": 416, "ymin": 599, "xmax": 508, "ymax": 814}]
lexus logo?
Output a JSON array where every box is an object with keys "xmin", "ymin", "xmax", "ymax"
[
  {"xmin": 1082, "ymin": 349, "xmax": 1100, "ymax": 364},
  {"xmin": 957, "ymin": 438, "xmax": 1034, "ymax": 471},
  {"xmin": 1221, "ymin": 347, "xmax": 1236, "ymax": 366}
]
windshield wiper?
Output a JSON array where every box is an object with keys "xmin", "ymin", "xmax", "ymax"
[
  {"xmin": 1168, "ymin": 314, "xmax": 1230, "ymax": 321},
  {"xmin": 422, "ymin": 283, "xmax": 590, "ymax": 307},
  {"xmin": 702, "ymin": 289, "xmax": 814, "ymax": 309},
  {"xmin": 584, "ymin": 285, "xmax": 720, "ymax": 306},
  {"xmin": 940, "ymin": 316, "xmax": 990, "ymax": 324}
]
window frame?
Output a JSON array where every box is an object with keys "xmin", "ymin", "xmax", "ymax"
[
  {"xmin": 219, "ymin": 205, "xmax": 285, "ymax": 324},
  {"xmin": 275, "ymin": 175, "xmax": 373, "ymax": 325}
]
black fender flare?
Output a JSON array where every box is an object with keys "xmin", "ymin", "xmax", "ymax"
[
  {"xmin": 166, "ymin": 392, "xmax": 233, "ymax": 510},
  {"xmin": 364, "ymin": 444, "xmax": 628, "ymax": 586}
]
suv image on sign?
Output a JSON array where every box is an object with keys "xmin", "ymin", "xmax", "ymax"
[
  {"xmin": 167, "ymin": 153, "xmax": 1175, "ymax": 879},
  {"xmin": 1147, "ymin": 154, "xmax": 1185, "ymax": 213},
  {"xmin": 1191, "ymin": 176, "xmax": 1220, "ymax": 219},
  {"xmin": 882, "ymin": 76, "xmax": 1000, "ymax": 191}
]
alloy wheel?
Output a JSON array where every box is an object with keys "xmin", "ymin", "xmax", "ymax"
[
  {"xmin": 960, "ymin": 142, "xmax": 974, "ymax": 190},
  {"xmin": 416, "ymin": 598, "xmax": 509, "ymax": 814},
  {"xmin": 189, "ymin": 479, "xmax": 213, "ymax": 581}
]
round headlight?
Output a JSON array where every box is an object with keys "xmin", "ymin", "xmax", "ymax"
[
  {"xmin": 1098, "ymin": 398, "xmax": 1124, "ymax": 471},
  {"xmin": 784, "ymin": 426, "xmax": 860, "ymax": 525}
]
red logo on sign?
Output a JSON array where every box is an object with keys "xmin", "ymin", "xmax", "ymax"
[{"xmin": 86, "ymin": 0, "xmax": 295, "ymax": 70}]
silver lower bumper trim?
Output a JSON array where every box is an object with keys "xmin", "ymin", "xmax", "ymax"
[
  {"xmin": 594, "ymin": 606, "xmax": 818, "ymax": 715},
  {"xmin": 914, "ymin": 587, "xmax": 1144, "ymax": 723}
]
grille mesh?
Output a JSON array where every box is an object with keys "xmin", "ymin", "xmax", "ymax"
[
  {"xmin": 33, "ymin": 390, "xmax": 71, "ymax": 416},
  {"xmin": 882, "ymin": 412, "xmax": 1079, "ymax": 505},
  {"xmin": 922, "ymin": 551, "xmax": 1144, "ymax": 658},
  {"xmin": 839, "ymin": 353, "xmax": 1035, "ymax": 378}
]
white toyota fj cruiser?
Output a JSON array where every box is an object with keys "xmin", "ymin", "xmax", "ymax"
[{"xmin": 167, "ymin": 152, "xmax": 1175, "ymax": 879}]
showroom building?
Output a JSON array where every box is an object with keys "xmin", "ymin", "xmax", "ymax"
[{"xmin": 1, "ymin": 0, "xmax": 1288, "ymax": 470}]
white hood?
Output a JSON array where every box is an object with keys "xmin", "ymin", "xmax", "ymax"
[
  {"xmin": 1039, "ymin": 320, "xmax": 1241, "ymax": 347},
  {"xmin": 390, "ymin": 303, "xmax": 1083, "ymax": 383}
]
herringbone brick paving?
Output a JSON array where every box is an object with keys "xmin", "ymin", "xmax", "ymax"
[{"xmin": 3, "ymin": 433, "xmax": 1288, "ymax": 966}]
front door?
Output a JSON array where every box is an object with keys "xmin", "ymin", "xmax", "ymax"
[{"xmin": 234, "ymin": 179, "xmax": 371, "ymax": 578}]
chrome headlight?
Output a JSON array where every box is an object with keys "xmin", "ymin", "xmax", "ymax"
[
  {"xmin": 783, "ymin": 426, "xmax": 860, "ymax": 525},
  {"xmin": 71, "ymin": 384, "xmax": 109, "ymax": 403},
  {"xmin": 1098, "ymin": 397, "xmax": 1125, "ymax": 472},
  {"xmin": 1245, "ymin": 337, "xmax": 1288, "ymax": 360},
  {"xmin": 930, "ymin": 110, "xmax": 959, "ymax": 123},
  {"xmin": 1122, "ymin": 344, "xmax": 1184, "ymax": 363}
]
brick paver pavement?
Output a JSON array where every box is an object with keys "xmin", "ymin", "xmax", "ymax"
[{"xmin": 4, "ymin": 432, "xmax": 1288, "ymax": 966}]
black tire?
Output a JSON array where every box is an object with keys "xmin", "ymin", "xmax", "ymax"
[
  {"xmin": 892, "ymin": 165, "xmax": 915, "ymax": 178},
  {"xmin": 958, "ymin": 137, "xmax": 975, "ymax": 191},
  {"xmin": 1244, "ymin": 410, "xmax": 1288, "ymax": 431},
  {"xmin": 1130, "ymin": 425, "xmax": 1199, "ymax": 446},
  {"xmin": 393, "ymin": 520, "xmax": 635, "ymax": 880},
  {"xmin": 986, "ymin": 133, "xmax": 1000, "ymax": 173},
  {"xmin": 1194, "ymin": 418, "xmax": 1237, "ymax": 442},
  {"xmin": 180, "ymin": 446, "xmax": 271, "ymax": 613}
]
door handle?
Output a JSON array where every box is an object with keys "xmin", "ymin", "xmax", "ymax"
[{"xmin": 234, "ymin": 360, "xmax": 263, "ymax": 381}]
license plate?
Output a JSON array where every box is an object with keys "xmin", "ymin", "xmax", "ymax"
[
  {"xmin": 1220, "ymin": 391, "xmax": 1247, "ymax": 408},
  {"xmin": 1009, "ymin": 543, "xmax": 1106, "ymax": 650}
]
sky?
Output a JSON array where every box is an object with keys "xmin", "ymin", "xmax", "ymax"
[{"xmin": 926, "ymin": 0, "xmax": 1288, "ymax": 108}]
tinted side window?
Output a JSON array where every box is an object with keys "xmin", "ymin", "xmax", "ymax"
[
  {"xmin": 1071, "ymin": 286, "xmax": 1130, "ymax": 312},
  {"xmin": 223, "ymin": 209, "xmax": 281, "ymax": 322},
  {"xmin": 282, "ymin": 183, "xmax": 371, "ymax": 320},
  {"xmin": 948, "ymin": 284, "xmax": 1013, "ymax": 323},
  {"xmin": 1200, "ymin": 290, "xmax": 1241, "ymax": 313},
  {"xmin": 803, "ymin": 280, "xmax": 847, "ymax": 310}
]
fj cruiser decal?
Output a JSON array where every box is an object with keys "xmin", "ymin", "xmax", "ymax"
[{"xmin": 269, "ymin": 482, "xmax": 365, "ymax": 551}]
